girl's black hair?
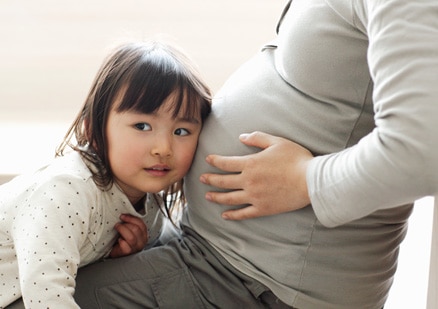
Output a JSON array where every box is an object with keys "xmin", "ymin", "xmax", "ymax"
[{"xmin": 56, "ymin": 40, "xmax": 211, "ymax": 221}]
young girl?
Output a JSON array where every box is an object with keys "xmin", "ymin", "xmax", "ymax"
[{"xmin": 0, "ymin": 40, "xmax": 211, "ymax": 308}]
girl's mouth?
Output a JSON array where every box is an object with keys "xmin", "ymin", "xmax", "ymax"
[{"xmin": 145, "ymin": 165, "xmax": 170, "ymax": 176}]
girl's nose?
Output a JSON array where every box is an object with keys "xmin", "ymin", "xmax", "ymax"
[{"xmin": 151, "ymin": 136, "xmax": 172, "ymax": 157}]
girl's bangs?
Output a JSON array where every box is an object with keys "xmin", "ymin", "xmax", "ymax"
[
  {"xmin": 114, "ymin": 44, "xmax": 210, "ymax": 121},
  {"xmin": 119, "ymin": 75, "xmax": 203, "ymax": 121}
]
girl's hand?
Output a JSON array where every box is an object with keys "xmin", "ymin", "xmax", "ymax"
[
  {"xmin": 200, "ymin": 131, "xmax": 313, "ymax": 220},
  {"xmin": 109, "ymin": 214, "xmax": 148, "ymax": 258}
]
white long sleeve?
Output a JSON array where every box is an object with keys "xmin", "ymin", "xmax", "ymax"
[
  {"xmin": 12, "ymin": 177, "xmax": 89, "ymax": 308},
  {"xmin": 0, "ymin": 152, "xmax": 164, "ymax": 308}
]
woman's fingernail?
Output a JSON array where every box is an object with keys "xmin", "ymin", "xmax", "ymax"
[
  {"xmin": 239, "ymin": 133, "xmax": 249, "ymax": 140},
  {"xmin": 205, "ymin": 193, "xmax": 212, "ymax": 201}
]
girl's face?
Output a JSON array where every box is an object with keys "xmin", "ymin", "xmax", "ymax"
[{"xmin": 106, "ymin": 92, "xmax": 203, "ymax": 205}]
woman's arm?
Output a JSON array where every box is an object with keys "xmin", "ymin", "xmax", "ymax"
[{"xmin": 201, "ymin": 0, "xmax": 438, "ymax": 227}]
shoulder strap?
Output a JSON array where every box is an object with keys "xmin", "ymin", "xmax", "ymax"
[{"xmin": 276, "ymin": 0, "xmax": 293, "ymax": 34}]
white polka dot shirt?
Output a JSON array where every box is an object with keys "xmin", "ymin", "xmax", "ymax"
[{"xmin": 0, "ymin": 151, "xmax": 164, "ymax": 308}]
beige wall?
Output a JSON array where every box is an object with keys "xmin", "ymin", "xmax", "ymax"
[
  {"xmin": 427, "ymin": 199, "xmax": 437, "ymax": 309},
  {"xmin": 0, "ymin": 0, "xmax": 287, "ymax": 176},
  {"xmin": 0, "ymin": 0, "xmax": 287, "ymax": 124},
  {"xmin": 0, "ymin": 174, "xmax": 15, "ymax": 185}
]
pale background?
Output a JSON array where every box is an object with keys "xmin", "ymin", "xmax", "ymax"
[{"xmin": 0, "ymin": 1, "xmax": 433, "ymax": 307}]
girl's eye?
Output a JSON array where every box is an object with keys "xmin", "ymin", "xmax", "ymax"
[
  {"xmin": 174, "ymin": 128, "xmax": 190, "ymax": 136},
  {"xmin": 134, "ymin": 123, "xmax": 151, "ymax": 131}
]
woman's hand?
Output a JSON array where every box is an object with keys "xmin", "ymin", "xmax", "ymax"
[
  {"xmin": 200, "ymin": 131, "xmax": 313, "ymax": 220},
  {"xmin": 109, "ymin": 214, "xmax": 148, "ymax": 258}
]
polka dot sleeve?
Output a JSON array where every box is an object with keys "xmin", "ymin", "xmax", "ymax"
[{"xmin": 11, "ymin": 175, "xmax": 92, "ymax": 308}]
